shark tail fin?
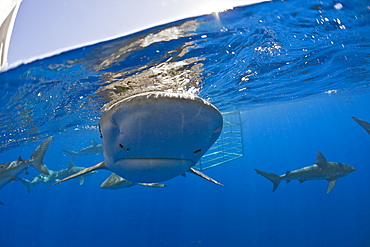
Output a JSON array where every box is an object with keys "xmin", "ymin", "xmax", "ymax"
[
  {"xmin": 189, "ymin": 167, "xmax": 223, "ymax": 186},
  {"xmin": 62, "ymin": 150, "xmax": 78, "ymax": 161},
  {"xmin": 30, "ymin": 137, "xmax": 53, "ymax": 175},
  {"xmin": 54, "ymin": 162, "xmax": 105, "ymax": 185},
  {"xmin": 254, "ymin": 169, "xmax": 281, "ymax": 192},
  {"xmin": 16, "ymin": 177, "xmax": 32, "ymax": 193}
]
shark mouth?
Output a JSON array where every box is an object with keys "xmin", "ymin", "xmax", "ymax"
[{"xmin": 111, "ymin": 158, "xmax": 193, "ymax": 183}]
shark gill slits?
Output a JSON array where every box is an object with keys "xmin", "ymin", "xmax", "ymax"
[
  {"xmin": 119, "ymin": 144, "xmax": 130, "ymax": 151},
  {"xmin": 193, "ymin": 149, "xmax": 202, "ymax": 153}
]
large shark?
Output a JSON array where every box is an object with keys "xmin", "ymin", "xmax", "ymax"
[
  {"xmin": 100, "ymin": 173, "xmax": 165, "ymax": 190},
  {"xmin": 0, "ymin": 136, "xmax": 52, "ymax": 204},
  {"xmin": 55, "ymin": 92, "xmax": 223, "ymax": 186},
  {"xmin": 18, "ymin": 161, "xmax": 97, "ymax": 193},
  {"xmin": 254, "ymin": 152, "xmax": 356, "ymax": 193},
  {"xmin": 62, "ymin": 139, "xmax": 103, "ymax": 160},
  {"xmin": 352, "ymin": 116, "xmax": 370, "ymax": 135}
]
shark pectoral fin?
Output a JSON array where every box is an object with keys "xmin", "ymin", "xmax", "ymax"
[
  {"xmin": 79, "ymin": 177, "xmax": 85, "ymax": 185},
  {"xmin": 54, "ymin": 162, "xmax": 106, "ymax": 185},
  {"xmin": 327, "ymin": 178, "xmax": 337, "ymax": 193},
  {"xmin": 189, "ymin": 168, "xmax": 223, "ymax": 186}
]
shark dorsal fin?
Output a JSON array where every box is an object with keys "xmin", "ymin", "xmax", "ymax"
[
  {"xmin": 327, "ymin": 178, "xmax": 337, "ymax": 193},
  {"xmin": 92, "ymin": 139, "xmax": 98, "ymax": 146},
  {"xmin": 68, "ymin": 161, "xmax": 75, "ymax": 169},
  {"xmin": 316, "ymin": 152, "xmax": 328, "ymax": 168},
  {"xmin": 18, "ymin": 156, "xmax": 23, "ymax": 161}
]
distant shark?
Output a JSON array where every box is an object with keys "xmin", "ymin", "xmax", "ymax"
[
  {"xmin": 0, "ymin": 137, "xmax": 53, "ymax": 205},
  {"xmin": 63, "ymin": 139, "xmax": 103, "ymax": 160},
  {"xmin": 55, "ymin": 92, "xmax": 223, "ymax": 186},
  {"xmin": 352, "ymin": 116, "xmax": 370, "ymax": 135},
  {"xmin": 254, "ymin": 152, "xmax": 356, "ymax": 193},
  {"xmin": 18, "ymin": 161, "xmax": 97, "ymax": 193},
  {"xmin": 100, "ymin": 173, "xmax": 165, "ymax": 190}
]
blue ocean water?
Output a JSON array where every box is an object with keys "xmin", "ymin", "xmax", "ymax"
[{"xmin": 1, "ymin": 0, "xmax": 370, "ymax": 246}]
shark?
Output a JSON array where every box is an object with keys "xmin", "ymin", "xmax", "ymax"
[
  {"xmin": 100, "ymin": 173, "xmax": 165, "ymax": 190},
  {"xmin": 0, "ymin": 136, "xmax": 53, "ymax": 204},
  {"xmin": 254, "ymin": 152, "xmax": 356, "ymax": 193},
  {"xmin": 17, "ymin": 161, "xmax": 97, "ymax": 193},
  {"xmin": 55, "ymin": 92, "xmax": 223, "ymax": 186},
  {"xmin": 62, "ymin": 139, "xmax": 103, "ymax": 160},
  {"xmin": 352, "ymin": 116, "xmax": 370, "ymax": 135}
]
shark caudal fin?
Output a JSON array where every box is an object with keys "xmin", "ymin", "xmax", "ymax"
[
  {"xmin": 29, "ymin": 137, "xmax": 53, "ymax": 175},
  {"xmin": 62, "ymin": 150, "xmax": 78, "ymax": 161},
  {"xmin": 189, "ymin": 167, "xmax": 223, "ymax": 186},
  {"xmin": 254, "ymin": 169, "xmax": 282, "ymax": 192},
  {"xmin": 54, "ymin": 162, "xmax": 106, "ymax": 185}
]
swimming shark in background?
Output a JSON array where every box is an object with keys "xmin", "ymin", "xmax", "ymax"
[
  {"xmin": 100, "ymin": 173, "xmax": 165, "ymax": 190},
  {"xmin": 62, "ymin": 139, "xmax": 103, "ymax": 160},
  {"xmin": 352, "ymin": 116, "xmax": 370, "ymax": 135},
  {"xmin": 18, "ymin": 161, "xmax": 97, "ymax": 193},
  {"xmin": 254, "ymin": 152, "xmax": 356, "ymax": 193},
  {"xmin": 55, "ymin": 92, "xmax": 223, "ymax": 186},
  {"xmin": 0, "ymin": 136, "xmax": 53, "ymax": 204}
]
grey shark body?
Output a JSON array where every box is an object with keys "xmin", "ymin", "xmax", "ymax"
[
  {"xmin": 55, "ymin": 92, "xmax": 223, "ymax": 186},
  {"xmin": 352, "ymin": 116, "xmax": 370, "ymax": 135},
  {"xmin": 0, "ymin": 137, "xmax": 52, "ymax": 204},
  {"xmin": 100, "ymin": 173, "xmax": 165, "ymax": 190},
  {"xmin": 255, "ymin": 152, "xmax": 356, "ymax": 193},
  {"xmin": 63, "ymin": 139, "xmax": 103, "ymax": 160},
  {"xmin": 18, "ymin": 161, "xmax": 97, "ymax": 193}
]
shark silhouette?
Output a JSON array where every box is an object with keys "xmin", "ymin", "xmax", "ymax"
[
  {"xmin": 62, "ymin": 139, "xmax": 103, "ymax": 161},
  {"xmin": 255, "ymin": 152, "xmax": 356, "ymax": 193},
  {"xmin": 0, "ymin": 137, "xmax": 52, "ymax": 204},
  {"xmin": 17, "ymin": 161, "xmax": 97, "ymax": 193}
]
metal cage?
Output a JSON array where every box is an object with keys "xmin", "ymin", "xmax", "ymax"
[{"xmin": 195, "ymin": 111, "xmax": 244, "ymax": 171}]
